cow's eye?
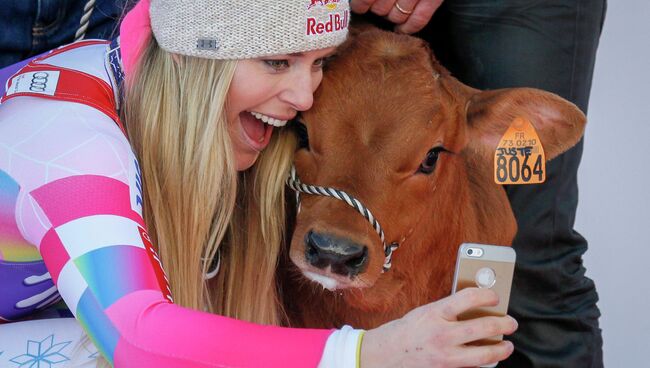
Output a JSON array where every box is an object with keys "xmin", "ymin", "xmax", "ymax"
[
  {"xmin": 292, "ymin": 120, "xmax": 310, "ymax": 150},
  {"xmin": 417, "ymin": 147, "xmax": 445, "ymax": 174}
]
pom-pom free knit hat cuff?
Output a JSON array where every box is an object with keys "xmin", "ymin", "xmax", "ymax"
[{"xmin": 150, "ymin": 0, "xmax": 350, "ymax": 60}]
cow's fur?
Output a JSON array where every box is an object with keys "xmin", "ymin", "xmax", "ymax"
[{"xmin": 279, "ymin": 27, "xmax": 585, "ymax": 329}]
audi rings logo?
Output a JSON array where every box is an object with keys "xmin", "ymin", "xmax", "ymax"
[
  {"xmin": 29, "ymin": 72, "xmax": 50, "ymax": 92},
  {"xmin": 5, "ymin": 70, "xmax": 58, "ymax": 97}
]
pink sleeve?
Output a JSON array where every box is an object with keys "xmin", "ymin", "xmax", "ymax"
[
  {"xmin": 108, "ymin": 290, "xmax": 331, "ymax": 367},
  {"xmin": 1, "ymin": 97, "xmax": 333, "ymax": 367},
  {"xmin": 32, "ymin": 173, "xmax": 332, "ymax": 367}
]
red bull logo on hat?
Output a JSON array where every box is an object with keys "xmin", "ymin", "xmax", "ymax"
[{"xmin": 305, "ymin": 0, "xmax": 348, "ymax": 37}]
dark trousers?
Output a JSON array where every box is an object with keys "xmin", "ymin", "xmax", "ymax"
[
  {"xmin": 424, "ymin": 1, "xmax": 607, "ymax": 366},
  {"xmin": 0, "ymin": 0, "xmax": 128, "ymax": 68}
]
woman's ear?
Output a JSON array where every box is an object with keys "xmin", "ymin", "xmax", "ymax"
[
  {"xmin": 465, "ymin": 88, "xmax": 586, "ymax": 161},
  {"xmin": 171, "ymin": 53, "xmax": 181, "ymax": 64}
]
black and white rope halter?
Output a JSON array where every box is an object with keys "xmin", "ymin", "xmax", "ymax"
[{"xmin": 287, "ymin": 166, "xmax": 399, "ymax": 272}]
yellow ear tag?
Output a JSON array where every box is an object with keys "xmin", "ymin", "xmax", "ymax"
[{"xmin": 494, "ymin": 117, "xmax": 546, "ymax": 185}]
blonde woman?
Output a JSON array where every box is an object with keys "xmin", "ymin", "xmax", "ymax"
[{"xmin": 0, "ymin": 0, "xmax": 517, "ymax": 367}]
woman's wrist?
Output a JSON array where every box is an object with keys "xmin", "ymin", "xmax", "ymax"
[{"xmin": 359, "ymin": 320, "xmax": 403, "ymax": 368}]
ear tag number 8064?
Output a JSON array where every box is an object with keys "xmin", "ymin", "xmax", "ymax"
[{"xmin": 494, "ymin": 117, "xmax": 545, "ymax": 185}]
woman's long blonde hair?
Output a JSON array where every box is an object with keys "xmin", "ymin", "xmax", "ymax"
[{"xmin": 123, "ymin": 39, "xmax": 296, "ymax": 325}]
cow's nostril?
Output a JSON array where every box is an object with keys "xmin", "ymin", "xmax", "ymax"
[
  {"xmin": 344, "ymin": 247, "xmax": 368, "ymax": 275},
  {"xmin": 305, "ymin": 230, "xmax": 326, "ymax": 269},
  {"xmin": 306, "ymin": 241, "xmax": 320, "ymax": 265},
  {"xmin": 307, "ymin": 243, "xmax": 318, "ymax": 258}
]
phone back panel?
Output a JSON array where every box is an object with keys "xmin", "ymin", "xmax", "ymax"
[{"xmin": 453, "ymin": 244, "xmax": 515, "ymax": 345}]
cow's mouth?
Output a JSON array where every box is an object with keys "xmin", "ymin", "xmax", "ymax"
[
  {"xmin": 301, "ymin": 268, "xmax": 359, "ymax": 291},
  {"xmin": 290, "ymin": 250, "xmax": 375, "ymax": 292}
]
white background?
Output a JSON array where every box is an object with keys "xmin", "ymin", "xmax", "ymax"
[{"xmin": 576, "ymin": 0, "xmax": 650, "ymax": 366}]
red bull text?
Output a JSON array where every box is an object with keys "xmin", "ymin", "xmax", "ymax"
[{"xmin": 306, "ymin": 10, "xmax": 349, "ymax": 36}]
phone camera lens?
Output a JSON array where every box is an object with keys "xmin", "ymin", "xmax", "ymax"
[{"xmin": 466, "ymin": 247, "xmax": 484, "ymax": 258}]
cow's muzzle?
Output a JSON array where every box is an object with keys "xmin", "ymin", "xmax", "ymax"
[
  {"xmin": 305, "ymin": 230, "xmax": 369, "ymax": 277},
  {"xmin": 287, "ymin": 165, "xmax": 399, "ymax": 272}
]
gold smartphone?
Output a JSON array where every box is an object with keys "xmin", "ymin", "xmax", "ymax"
[{"xmin": 452, "ymin": 243, "xmax": 516, "ymax": 348}]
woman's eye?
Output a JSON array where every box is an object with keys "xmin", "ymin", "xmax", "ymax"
[
  {"xmin": 264, "ymin": 59, "xmax": 290, "ymax": 70},
  {"xmin": 314, "ymin": 55, "xmax": 334, "ymax": 70},
  {"xmin": 313, "ymin": 58, "xmax": 325, "ymax": 68},
  {"xmin": 417, "ymin": 147, "xmax": 445, "ymax": 175}
]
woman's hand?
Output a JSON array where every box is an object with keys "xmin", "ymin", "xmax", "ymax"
[
  {"xmin": 360, "ymin": 287, "xmax": 518, "ymax": 367},
  {"xmin": 350, "ymin": 0, "xmax": 444, "ymax": 34}
]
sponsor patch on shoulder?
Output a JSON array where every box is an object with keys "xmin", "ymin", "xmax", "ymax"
[{"xmin": 6, "ymin": 71, "xmax": 60, "ymax": 97}]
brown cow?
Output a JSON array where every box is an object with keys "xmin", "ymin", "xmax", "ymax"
[{"xmin": 280, "ymin": 27, "xmax": 586, "ymax": 330}]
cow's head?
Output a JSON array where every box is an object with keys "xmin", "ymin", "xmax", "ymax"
[{"xmin": 287, "ymin": 28, "xmax": 585, "ymax": 311}]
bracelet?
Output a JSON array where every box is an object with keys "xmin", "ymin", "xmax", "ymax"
[{"xmin": 356, "ymin": 330, "xmax": 366, "ymax": 368}]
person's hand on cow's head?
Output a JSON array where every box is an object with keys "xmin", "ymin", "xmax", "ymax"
[
  {"xmin": 350, "ymin": 0, "xmax": 444, "ymax": 34},
  {"xmin": 360, "ymin": 287, "xmax": 518, "ymax": 367}
]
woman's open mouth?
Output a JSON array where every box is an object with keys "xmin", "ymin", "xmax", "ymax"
[{"xmin": 239, "ymin": 111, "xmax": 288, "ymax": 151}]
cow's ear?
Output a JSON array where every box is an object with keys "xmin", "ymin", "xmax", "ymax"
[{"xmin": 465, "ymin": 88, "xmax": 586, "ymax": 161}]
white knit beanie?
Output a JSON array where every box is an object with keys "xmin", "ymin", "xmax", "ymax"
[{"xmin": 150, "ymin": 0, "xmax": 350, "ymax": 60}]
